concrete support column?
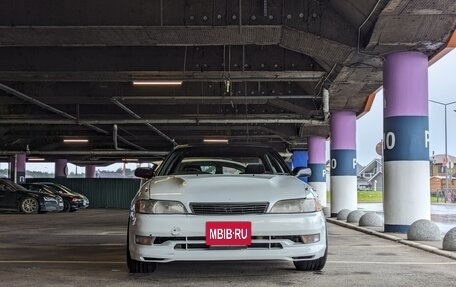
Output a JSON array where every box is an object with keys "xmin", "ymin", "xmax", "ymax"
[
  {"xmin": 85, "ymin": 165, "xmax": 96, "ymax": 178},
  {"xmin": 55, "ymin": 159, "xmax": 68, "ymax": 178},
  {"xmin": 13, "ymin": 153, "xmax": 26, "ymax": 183},
  {"xmin": 383, "ymin": 51, "xmax": 430, "ymax": 233},
  {"xmin": 330, "ymin": 111, "xmax": 357, "ymax": 217},
  {"xmin": 308, "ymin": 136, "xmax": 327, "ymax": 206},
  {"xmin": 292, "ymin": 150, "xmax": 308, "ymax": 182}
]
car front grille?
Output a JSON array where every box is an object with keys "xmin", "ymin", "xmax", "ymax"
[
  {"xmin": 189, "ymin": 202, "xmax": 269, "ymax": 215},
  {"xmin": 151, "ymin": 236, "xmax": 306, "ymax": 250}
]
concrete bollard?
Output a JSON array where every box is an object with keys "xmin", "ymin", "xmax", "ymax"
[
  {"xmin": 407, "ymin": 219, "xmax": 440, "ymax": 241},
  {"xmin": 322, "ymin": 206, "xmax": 330, "ymax": 218},
  {"xmin": 359, "ymin": 212, "xmax": 383, "ymax": 227},
  {"xmin": 443, "ymin": 227, "xmax": 456, "ymax": 251},
  {"xmin": 347, "ymin": 210, "xmax": 365, "ymax": 224},
  {"xmin": 336, "ymin": 209, "xmax": 351, "ymax": 220}
]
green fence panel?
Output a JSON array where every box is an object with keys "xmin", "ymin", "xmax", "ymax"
[{"xmin": 27, "ymin": 178, "xmax": 141, "ymax": 208}]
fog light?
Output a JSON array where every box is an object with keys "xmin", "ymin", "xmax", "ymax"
[
  {"xmin": 300, "ymin": 234, "xmax": 320, "ymax": 244},
  {"xmin": 135, "ymin": 235, "xmax": 155, "ymax": 245}
]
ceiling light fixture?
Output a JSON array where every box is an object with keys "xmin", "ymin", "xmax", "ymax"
[
  {"xmin": 28, "ymin": 157, "xmax": 45, "ymax": 161},
  {"xmin": 203, "ymin": 138, "xmax": 229, "ymax": 144},
  {"xmin": 63, "ymin": 139, "xmax": 89, "ymax": 143},
  {"xmin": 122, "ymin": 158, "xmax": 139, "ymax": 162},
  {"xmin": 132, "ymin": 81, "xmax": 183, "ymax": 86}
]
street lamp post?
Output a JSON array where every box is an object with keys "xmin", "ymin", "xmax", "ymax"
[{"xmin": 429, "ymin": 100, "xmax": 456, "ymax": 194}]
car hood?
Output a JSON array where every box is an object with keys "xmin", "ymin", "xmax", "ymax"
[{"xmin": 146, "ymin": 174, "xmax": 312, "ymax": 204}]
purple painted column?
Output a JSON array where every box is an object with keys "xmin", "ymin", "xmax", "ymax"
[
  {"xmin": 85, "ymin": 165, "xmax": 96, "ymax": 178},
  {"xmin": 55, "ymin": 159, "xmax": 68, "ymax": 178},
  {"xmin": 330, "ymin": 111, "xmax": 357, "ymax": 217},
  {"xmin": 308, "ymin": 136, "xmax": 327, "ymax": 207},
  {"xmin": 383, "ymin": 51, "xmax": 430, "ymax": 233},
  {"xmin": 14, "ymin": 153, "xmax": 26, "ymax": 183}
]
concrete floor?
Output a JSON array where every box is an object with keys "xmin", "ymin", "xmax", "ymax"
[{"xmin": 0, "ymin": 209, "xmax": 456, "ymax": 287}]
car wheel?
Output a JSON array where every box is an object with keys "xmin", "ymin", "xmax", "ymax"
[
  {"xmin": 63, "ymin": 201, "xmax": 71, "ymax": 212},
  {"xmin": 294, "ymin": 231, "xmax": 328, "ymax": 271},
  {"xmin": 20, "ymin": 197, "xmax": 39, "ymax": 214},
  {"xmin": 126, "ymin": 222, "xmax": 157, "ymax": 273},
  {"xmin": 293, "ymin": 248, "xmax": 327, "ymax": 271}
]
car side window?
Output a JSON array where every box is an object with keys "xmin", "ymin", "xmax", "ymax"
[
  {"xmin": 265, "ymin": 153, "xmax": 287, "ymax": 174},
  {"xmin": 200, "ymin": 165, "xmax": 216, "ymax": 174},
  {"xmin": 0, "ymin": 182, "xmax": 15, "ymax": 192},
  {"xmin": 0, "ymin": 182, "xmax": 7, "ymax": 191}
]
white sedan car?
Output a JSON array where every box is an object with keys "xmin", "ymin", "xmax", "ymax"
[{"xmin": 127, "ymin": 144, "xmax": 327, "ymax": 273}]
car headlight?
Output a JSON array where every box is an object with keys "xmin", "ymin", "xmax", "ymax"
[
  {"xmin": 43, "ymin": 196, "xmax": 56, "ymax": 201},
  {"xmin": 135, "ymin": 199, "xmax": 187, "ymax": 214},
  {"xmin": 269, "ymin": 198, "xmax": 321, "ymax": 213}
]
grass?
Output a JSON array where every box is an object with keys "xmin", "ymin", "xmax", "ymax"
[
  {"xmin": 326, "ymin": 191, "xmax": 440, "ymax": 204},
  {"xmin": 357, "ymin": 191, "xmax": 383, "ymax": 203}
]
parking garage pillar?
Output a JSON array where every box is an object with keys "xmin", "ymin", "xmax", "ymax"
[
  {"xmin": 55, "ymin": 159, "xmax": 68, "ymax": 178},
  {"xmin": 383, "ymin": 51, "xmax": 430, "ymax": 233},
  {"xmin": 292, "ymin": 150, "xmax": 308, "ymax": 182},
  {"xmin": 85, "ymin": 165, "xmax": 96, "ymax": 178},
  {"xmin": 330, "ymin": 111, "xmax": 357, "ymax": 217},
  {"xmin": 308, "ymin": 136, "xmax": 327, "ymax": 206},
  {"xmin": 13, "ymin": 153, "xmax": 26, "ymax": 183}
]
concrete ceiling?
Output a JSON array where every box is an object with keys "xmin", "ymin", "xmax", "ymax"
[{"xmin": 0, "ymin": 0, "xmax": 455, "ymax": 163}]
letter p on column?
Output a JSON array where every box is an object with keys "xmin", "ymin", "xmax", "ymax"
[{"xmin": 425, "ymin": 130, "xmax": 430, "ymax": 149}]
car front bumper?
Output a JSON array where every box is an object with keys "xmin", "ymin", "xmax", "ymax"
[
  {"xmin": 129, "ymin": 212, "xmax": 327, "ymax": 263},
  {"xmin": 79, "ymin": 199, "xmax": 89, "ymax": 208},
  {"xmin": 41, "ymin": 199, "xmax": 64, "ymax": 212}
]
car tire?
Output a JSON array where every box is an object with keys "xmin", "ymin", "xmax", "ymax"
[
  {"xmin": 19, "ymin": 197, "xmax": 39, "ymax": 214},
  {"xmin": 126, "ymin": 222, "xmax": 157, "ymax": 273},
  {"xmin": 293, "ymin": 249, "xmax": 327, "ymax": 271},
  {"xmin": 294, "ymin": 231, "xmax": 328, "ymax": 271},
  {"xmin": 63, "ymin": 201, "xmax": 71, "ymax": 212}
]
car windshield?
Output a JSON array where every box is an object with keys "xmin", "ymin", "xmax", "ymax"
[
  {"xmin": 7, "ymin": 181, "xmax": 28, "ymax": 191},
  {"xmin": 159, "ymin": 146, "xmax": 291, "ymax": 176},
  {"xmin": 38, "ymin": 186, "xmax": 58, "ymax": 195},
  {"xmin": 24, "ymin": 184, "xmax": 55, "ymax": 195},
  {"xmin": 40, "ymin": 183, "xmax": 74, "ymax": 195}
]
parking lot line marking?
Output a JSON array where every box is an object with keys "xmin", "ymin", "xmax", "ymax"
[
  {"xmin": 329, "ymin": 261, "xmax": 456, "ymax": 265},
  {"xmin": 55, "ymin": 243, "xmax": 125, "ymax": 247},
  {"xmin": 0, "ymin": 260, "xmax": 124, "ymax": 264},
  {"xmin": 2, "ymin": 260, "xmax": 455, "ymax": 265},
  {"xmin": 330, "ymin": 245, "xmax": 402, "ymax": 248}
]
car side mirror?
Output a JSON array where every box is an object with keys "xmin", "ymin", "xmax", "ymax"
[
  {"xmin": 134, "ymin": 165, "xmax": 157, "ymax": 179},
  {"xmin": 293, "ymin": 167, "xmax": 312, "ymax": 177}
]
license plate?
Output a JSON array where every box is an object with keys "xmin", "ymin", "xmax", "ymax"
[{"xmin": 205, "ymin": 221, "xmax": 251, "ymax": 246}]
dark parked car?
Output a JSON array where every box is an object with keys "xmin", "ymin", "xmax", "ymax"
[
  {"xmin": 21, "ymin": 183, "xmax": 82, "ymax": 212},
  {"xmin": 0, "ymin": 179, "xmax": 64, "ymax": 214},
  {"xmin": 31, "ymin": 182, "xmax": 89, "ymax": 210}
]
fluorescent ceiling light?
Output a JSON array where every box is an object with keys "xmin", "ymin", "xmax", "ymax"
[
  {"xmin": 28, "ymin": 157, "xmax": 45, "ymax": 161},
  {"xmin": 203, "ymin": 139, "xmax": 229, "ymax": 144},
  {"xmin": 132, "ymin": 81, "xmax": 183, "ymax": 86},
  {"xmin": 63, "ymin": 139, "xmax": 89, "ymax": 143},
  {"xmin": 122, "ymin": 158, "xmax": 138, "ymax": 162}
]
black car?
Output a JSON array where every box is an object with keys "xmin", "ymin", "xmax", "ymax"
[
  {"xmin": 29, "ymin": 182, "xmax": 89, "ymax": 210},
  {"xmin": 21, "ymin": 183, "xmax": 81, "ymax": 212},
  {"xmin": 0, "ymin": 179, "xmax": 64, "ymax": 214}
]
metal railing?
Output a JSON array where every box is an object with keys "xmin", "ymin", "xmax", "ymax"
[{"xmin": 435, "ymin": 188, "xmax": 456, "ymax": 203}]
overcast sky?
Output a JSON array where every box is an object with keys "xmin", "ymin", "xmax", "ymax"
[{"xmin": 356, "ymin": 49, "xmax": 456, "ymax": 165}]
